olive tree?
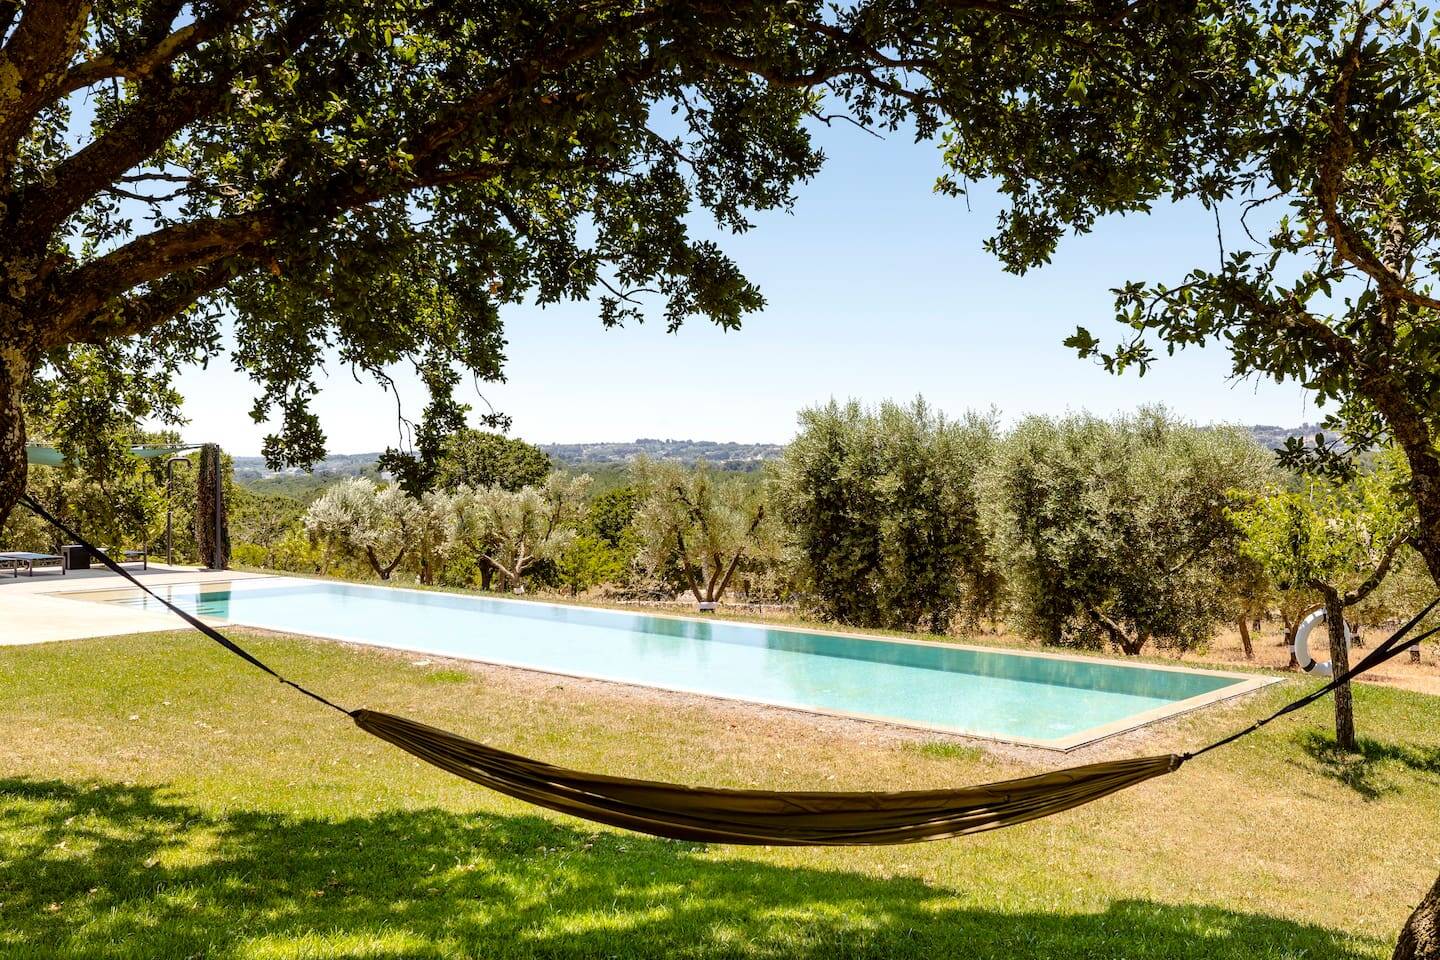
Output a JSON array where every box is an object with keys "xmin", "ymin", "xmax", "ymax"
[
  {"xmin": 632, "ymin": 459, "xmax": 768, "ymax": 609},
  {"xmin": 229, "ymin": 488, "xmax": 304, "ymax": 568},
  {"xmin": 773, "ymin": 399, "xmax": 998, "ymax": 632},
  {"xmin": 303, "ymin": 476, "xmax": 423, "ymax": 579},
  {"xmin": 1228, "ymin": 448, "xmax": 1416, "ymax": 749},
  {"xmin": 439, "ymin": 473, "xmax": 589, "ymax": 591},
  {"xmin": 986, "ymin": 410, "xmax": 1271, "ymax": 655}
]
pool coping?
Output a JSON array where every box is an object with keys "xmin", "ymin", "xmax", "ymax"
[{"xmin": 54, "ymin": 576, "xmax": 1284, "ymax": 752}]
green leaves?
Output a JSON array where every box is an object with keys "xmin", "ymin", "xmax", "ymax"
[
  {"xmin": 1093, "ymin": 0, "xmax": 1440, "ymax": 514},
  {"xmin": 1229, "ymin": 447, "xmax": 1417, "ymax": 601},
  {"xmin": 1062, "ymin": 325, "xmax": 1100, "ymax": 356},
  {"xmin": 4, "ymin": 0, "xmax": 1293, "ymax": 487},
  {"xmin": 772, "ymin": 399, "xmax": 999, "ymax": 632},
  {"xmin": 987, "ymin": 410, "xmax": 1273, "ymax": 654}
]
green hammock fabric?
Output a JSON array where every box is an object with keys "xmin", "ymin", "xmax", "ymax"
[
  {"xmin": 18, "ymin": 493, "xmax": 1439, "ymax": 849},
  {"xmin": 356, "ymin": 709, "xmax": 1180, "ymax": 845}
]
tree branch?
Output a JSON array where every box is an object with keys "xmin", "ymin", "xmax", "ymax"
[
  {"xmin": 57, "ymin": 2, "xmax": 251, "ymax": 96},
  {"xmin": 12, "ymin": 1, "xmax": 330, "ymax": 239},
  {"xmin": 713, "ymin": 505, "xmax": 764, "ymax": 601},
  {"xmin": 1313, "ymin": 2, "xmax": 1440, "ymax": 311},
  {"xmin": 1343, "ymin": 532, "xmax": 1411, "ymax": 606},
  {"xmin": 60, "ymin": 260, "xmax": 246, "ymax": 348},
  {"xmin": 0, "ymin": 0, "xmax": 90, "ymax": 165}
]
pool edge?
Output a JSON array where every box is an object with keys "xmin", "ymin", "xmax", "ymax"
[{"xmin": 53, "ymin": 575, "xmax": 1290, "ymax": 752}]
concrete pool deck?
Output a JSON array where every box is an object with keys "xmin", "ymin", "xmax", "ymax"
[{"xmin": 0, "ymin": 566, "xmax": 276, "ymax": 645}]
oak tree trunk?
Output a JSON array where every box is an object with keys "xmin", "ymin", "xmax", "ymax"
[
  {"xmin": 1394, "ymin": 450, "xmax": 1440, "ymax": 960},
  {"xmin": 0, "ymin": 345, "xmax": 32, "ymax": 530},
  {"xmin": 1237, "ymin": 617, "xmax": 1254, "ymax": 659},
  {"xmin": 1396, "ymin": 872, "xmax": 1440, "ymax": 960}
]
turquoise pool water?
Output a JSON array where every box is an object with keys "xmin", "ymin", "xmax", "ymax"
[{"xmin": 108, "ymin": 581, "xmax": 1255, "ymax": 746}]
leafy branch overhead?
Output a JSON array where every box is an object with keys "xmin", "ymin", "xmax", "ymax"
[
  {"xmin": 1065, "ymin": 0, "xmax": 1440, "ymax": 595},
  {"xmin": 1, "ymin": 0, "xmax": 1279, "ymax": 522}
]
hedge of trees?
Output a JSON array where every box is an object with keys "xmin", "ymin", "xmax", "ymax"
[
  {"xmin": 228, "ymin": 404, "xmax": 1427, "ymax": 661},
  {"xmin": 6, "ymin": 404, "xmax": 1428, "ymax": 671}
]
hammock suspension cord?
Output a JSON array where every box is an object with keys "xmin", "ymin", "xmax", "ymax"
[{"xmin": 21, "ymin": 492, "xmax": 1440, "ymax": 846}]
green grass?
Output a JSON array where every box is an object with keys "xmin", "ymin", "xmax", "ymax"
[
  {"xmin": 3, "ymin": 628, "xmax": 1439, "ymax": 958},
  {"xmin": 903, "ymin": 740, "xmax": 986, "ymax": 762}
]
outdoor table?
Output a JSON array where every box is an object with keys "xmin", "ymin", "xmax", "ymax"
[{"xmin": 0, "ymin": 552, "xmax": 65, "ymax": 577}]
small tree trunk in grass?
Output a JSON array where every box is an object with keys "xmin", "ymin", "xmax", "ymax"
[
  {"xmin": 1237, "ymin": 617, "xmax": 1254, "ymax": 659},
  {"xmin": 1321, "ymin": 589, "xmax": 1356, "ymax": 751}
]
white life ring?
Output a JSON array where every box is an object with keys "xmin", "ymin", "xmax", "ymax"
[{"xmin": 1293, "ymin": 606, "xmax": 1355, "ymax": 676}]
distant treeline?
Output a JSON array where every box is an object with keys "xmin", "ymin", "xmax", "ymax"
[{"xmin": 233, "ymin": 426, "xmax": 1324, "ymax": 489}]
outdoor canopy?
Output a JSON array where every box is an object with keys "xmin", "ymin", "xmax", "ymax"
[
  {"xmin": 18, "ymin": 493, "xmax": 1440, "ymax": 847},
  {"xmin": 24, "ymin": 443, "xmax": 199, "ymax": 467}
]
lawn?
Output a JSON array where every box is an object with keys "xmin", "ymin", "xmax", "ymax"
[{"xmin": 3, "ymin": 627, "xmax": 1439, "ymax": 959}]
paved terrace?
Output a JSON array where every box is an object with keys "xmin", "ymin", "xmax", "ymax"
[{"xmin": 0, "ymin": 566, "xmax": 274, "ymax": 645}]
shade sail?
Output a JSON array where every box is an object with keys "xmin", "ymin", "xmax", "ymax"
[{"xmin": 25, "ymin": 443, "xmax": 199, "ymax": 466}]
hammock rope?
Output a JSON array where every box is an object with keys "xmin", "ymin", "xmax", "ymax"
[{"xmin": 20, "ymin": 493, "xmax": 1439, "ymax": 846}]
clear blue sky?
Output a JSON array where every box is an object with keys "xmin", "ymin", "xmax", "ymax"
[{"xmin": 170, "ymin": 119, "xmax": 1315, "ymax": 456}]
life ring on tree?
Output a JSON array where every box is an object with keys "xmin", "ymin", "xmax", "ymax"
[{"xmin": 1293, "ymin": 605, "xmax": 1355, "ymax": 676}]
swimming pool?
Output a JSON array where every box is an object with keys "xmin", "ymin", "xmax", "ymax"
[{"xmin": 78, "ymin": 579, "xmax": 1274, "ymax": 749}]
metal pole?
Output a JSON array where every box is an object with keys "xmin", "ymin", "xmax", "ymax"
[{"xmin": 165, "ymin": 457, "xmax": 190, "ymax": 565}]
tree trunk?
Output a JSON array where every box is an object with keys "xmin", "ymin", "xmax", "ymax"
[
  {"xmin": 674, "ymin": 530, "xmax": 707, "ymax": 605},
  {"xmin": 1394, "ymin": 472, "xmax": 1440, "ymax": 959},
  {"xmin": 0, "ymin": 345, "xmax": 32, "ymax": 529},
  {"xmin": 1395, "ymin": 872, "xmax": 1440, "ymax": 960},
  {"xmin": 1237, "ymin": 617, "xmax": 1254, "ymax": 659},
  {"xmin": 1320, "ymin": 589, "xmax": 1357, "ymax": 751},
  {"xmin": 365, "ymin": 545, "xmax": 405, "ymax": 580},
  {"xmin": 1118, "ymin": 634, "xmax": 1148, "ymax": 656},
  {"xmin": 420, "ymin": 531, "xmax": 434, "ymax": 585}
]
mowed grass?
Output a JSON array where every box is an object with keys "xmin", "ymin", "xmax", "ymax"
[{"xmin": 3, "ymin": 629, "xmax": 1440, "ymax": 959}]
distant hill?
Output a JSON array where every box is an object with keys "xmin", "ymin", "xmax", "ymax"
[
  {"xmin": 539, "ymin": 438, "xmax": 785, "ymax": 470},
  {"xmin": 234, "ymin": 427, "xmax": 1320, "ymax": 488},
  {"xmin": 1245, "ymin": 423, "xmax": 1323, "ymax": 451},
  {"xmin": 232, "ymin": 452, "xmax": 383, "ymax": 480}
]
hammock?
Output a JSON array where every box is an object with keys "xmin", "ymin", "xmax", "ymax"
[{"xmin": 21, "ymin": 494, "xmax": 1438, "ymax": 846}]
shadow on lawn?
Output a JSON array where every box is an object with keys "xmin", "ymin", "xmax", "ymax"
[
  {"xmin": 1297, "ymin": 730, "xmax": 1440, "ymax": 800},
  {"xmin": 1, "ymin": 777, "xmax": 1374, "ymax": 960}
]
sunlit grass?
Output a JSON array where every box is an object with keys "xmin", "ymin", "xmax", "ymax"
[{"xmin": 3, "ymin": 628, "xmax": 1438, "ymax": 958}]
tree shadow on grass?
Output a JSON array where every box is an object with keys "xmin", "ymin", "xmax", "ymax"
[
  {"xmin": 1296, "ymin": 731, "xmax": 1440, "ymax": 800},
  {"xmin": 1, "ymin": 777, "xmax": 1376, "ymax": 960}
]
